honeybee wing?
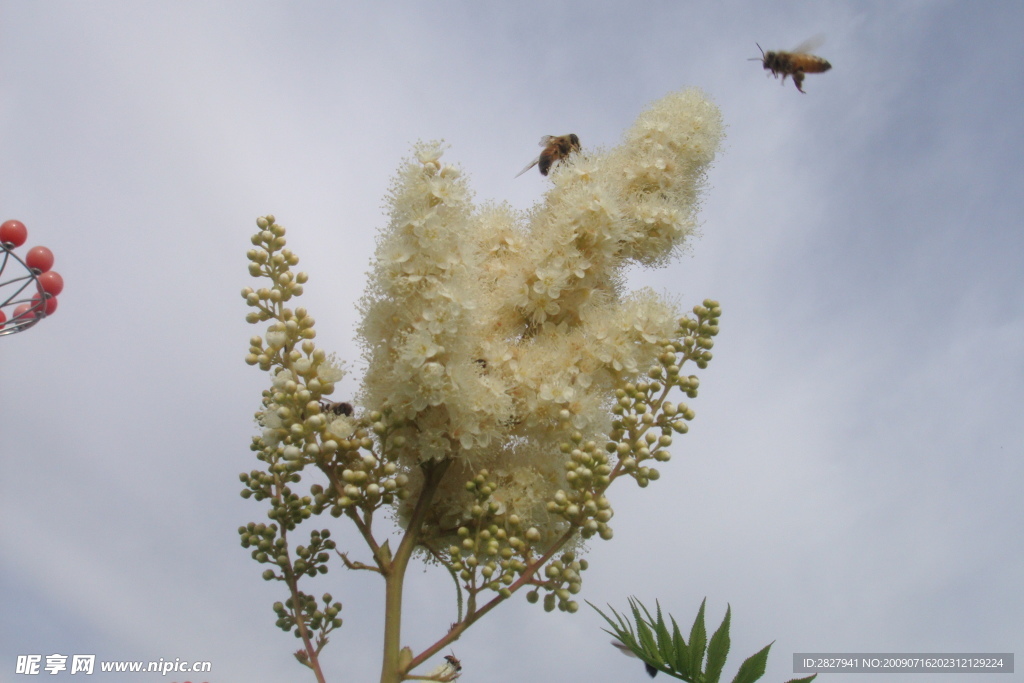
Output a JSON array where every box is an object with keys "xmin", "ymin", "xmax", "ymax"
[
  {"xmin": 611, "ymin": 641, "xmax": 658, "ymax": 678},
  {"xmin": 791, "ymin": 33, "xmax": 825, "ymax": 54},
  {"xmin": 514, "ymin": 156, "xmax": 541, "ymax": 178},
  {"xmin": 515, "ymin": 136, "xmax": 558, "ymax": 177}
]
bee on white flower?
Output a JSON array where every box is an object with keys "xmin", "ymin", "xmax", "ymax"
[
  {"xmin": 515, "ymin": 134, "xmax": 581, "ymax": 177},
  {"xmin": 424, "ymin": 652, "xmax": 462, "ymax": 681},
  {"xmin": 319, "ymin": 400, "xmax": 353, "ymax": 416}
]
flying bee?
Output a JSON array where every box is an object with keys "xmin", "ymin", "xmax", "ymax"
[
  {"xmin": 515, "ymin": 134, "xmax": 581, "ymax": 177},
  {"xmin": 750, "ymin": 36, "xmax": 831, "ymax": 93},
  {"xmin": 319, "ymin": 400, "xmax": 353, "ymax": 416},
  {"xmin": 611, "ymin": 641, "xmax": 658, "ymax": 678}
]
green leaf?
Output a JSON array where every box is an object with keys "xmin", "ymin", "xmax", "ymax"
[
  {"xmin": 636, "ymin": 615, "xmax": 659, "ymax": 659},
  {"xmin": 670, "ymin": 613, "xmax": 690, "ymax": 677},
  {"xmin": 731, "ymin": 642, "xmax": 771, "ymax": 683},
  {"xmin": 594, "ymin": 598, "xmax": 796, "ymax": 683},
  {"xmin": 654, "ymin": 601, "xmax": 676, "ymax": 670},
  {"xmin": 594, "ymin": 603, "xmax": 654, "ymax": 676},
  {"xmin": 687, "ymin": 598, "xmax": 708, "ymax": 677},
  {"xmin": 629, "ymin": 598, "xmax": 659, "ymax": 663},
  {"xmin": 590, "ymin": 601, "xmax": 639, "ymax": 651},
  {"xmin": 704, "ymin": 604, "xmax": 731, "ymax": 683}
]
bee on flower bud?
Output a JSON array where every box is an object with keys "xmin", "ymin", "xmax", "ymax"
[
  {"xmin": 750, "ymin": 36, "xmax": 831, "ymax": 93},
  {"xmin": 515, "ymin": 134, "xmax": 581, "ymax": 177},
  {"xmin": 320, "ymin": 400, "xmax": 353, "ymax": 416},
  {"xmin": 611, "ymin": 641, "xmax": 658, "ymax": 677}
]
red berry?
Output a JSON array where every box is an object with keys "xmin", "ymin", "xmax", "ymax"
[
  {"xmin": 13, "ymin": 303, "xmax": 33, "ymax": 319},
  {"xmin": 31, "ymin": 293, "xmax": 58, "ymax": 316},
  {"xmin": 38, "ymin": 270, "xmax": 64, "ymax": 296},
  {"xmin": 0, "ymin": 219, "xmax": 27, "ymax": 247},
  {"xmin": 26, "ymin": 246, "xmax": 54, "ymax": 272},
  {"xmin": 0, "ymin": 310, "xmax": 6, "ymax": 328}
]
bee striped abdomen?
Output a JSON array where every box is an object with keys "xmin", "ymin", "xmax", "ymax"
[{"xmin": 792, "ymin": 55, "xmax": 831, "ymax": 73}]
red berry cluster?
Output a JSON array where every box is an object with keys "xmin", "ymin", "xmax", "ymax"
[{"xmin": 1, "ymin": 219, "xmax": 64, "ymax": 332}]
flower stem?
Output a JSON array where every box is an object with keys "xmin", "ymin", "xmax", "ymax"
[
  {"xmin": 280, "ymin": 526, "xmax": 327, "ymax": 683},
  {"xmin": 379, "ymin": 459, "xmax": 452, "ymax": 683}
]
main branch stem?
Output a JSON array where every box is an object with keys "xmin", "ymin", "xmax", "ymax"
[{"xmin": 379, "ymin": 459, "xmax": 452, "ymax": 683}]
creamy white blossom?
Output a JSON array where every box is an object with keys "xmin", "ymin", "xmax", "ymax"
[
  {"xmin": 326, "ymin": 415, "xmax": 355, "ymax": 440},
  {"xmin": 317, "ymin": 360, "xmax": 345, "ymax": 384},
  {"xmin": 266, "ymin": 328, "xmax": 288, "ymax": 349},
  {"xmin": 272, "ymin": 369, "xmax": 295, "ymax": 389},
  {"xmin": 357, "ymin": 90, "xmax": 723, "ymax": 538}
]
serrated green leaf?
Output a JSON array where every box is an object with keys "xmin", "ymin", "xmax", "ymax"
[
  {"xmin": 589, "ymin": 603, "xmax": 617, "ymax": 633},
  {"xmin": 730, "ymin": 642, "xmax": 771, "ymax": 683},
  {"xmin": 636, "ymin": 616, "xmax": 658, "ymax": 658},
  {"xmin": 635, "ymin": 598, "xmax": 658, "ymax": 639},
  {"xmin": 614, "ymin": 615, "xmax": 636, "ymax": 642},
  {"xmin": 628, "ymin": 598, "xmax": 660, "ymax": 664},
  {"xmin": 705, "ymin": 604, "xmax": 731, "ymax": 683},
  {"xmin": 617, "ymin": 604, "xmax": 637, "ymax": 637},
  {"xmin": 594, "ymin": 598, "xmax": 796, "ymax": 683},
  {"xmin": 654, "ymin": 601, "xmax": 676, "ymax": 668},
  {"xmin": 590, "ymin": 601, "xmax": 639, "ymax": 652},
  {"xmin": 670, "ymin": 613, "xmax": 691, "ymax": 677},
  {"xmin": 687, "ymin": 598, "xmax": 708, "ymax": 677}
]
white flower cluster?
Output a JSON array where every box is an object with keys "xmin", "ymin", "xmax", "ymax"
[{"xmin": 356, "ymin": 89, "xmax": 723, "ymax": 534}]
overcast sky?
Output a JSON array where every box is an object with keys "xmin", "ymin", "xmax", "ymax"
[{"xmin": 2, "ymin": 2, "xmax": 1022, "ymax": 682}]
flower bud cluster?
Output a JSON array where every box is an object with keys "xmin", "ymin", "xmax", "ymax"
[
  {"xmin": 607, "ymin": 300, "xmax": 722, "ymax": 487},
  {"xmin": 242, "ymin": 215, "xmax": 309, "ymax": 336},
  {"xmin": 524, "ymin": 551, "xmax": 589, "ymax": 614},
  {"xmin": 240, "ymin": 521, "xmax": 341, "ymax": 643},
  {"xmin": 272, "ymin": 591, "xmax": 343, "ymax": 638},
  {"xmin": 245, "ymin": 310, "xmax": 318, "ymax": 373},
  {"xmin": 238, "ymin": 521, "xmax": 286, "ymax": 576},
  {"xmin": 252, "ymin": 358, "xmax": 339, "ymax": 476},
  {"xmin": 239, "ymin": 474, "xmax": 313, "ymax": 531},
  {"xmin": 290, "ymin": 528, "xmax": 336, "ymax": 578},
  {"xmin": 441, "ymin": 470, "xmax": 592, "ymax": 612},
  {"xmin": 239, "ymin": 467, "xmax": 276, "ymax": 501},
  {"xmin": 446, "ymin": 470, "xmax": 532, "ymax": 600},
  {"xmin": 676, "ymin": 299, "xmax": 721, "ymax": 371},
  {"xmin": 308, "ymin": 413, "xmax": 413, "ymax": 516},
  {"xmin": 547, "ymin": 431, "xmax": 616, "ymax": 541},
  {"xmin": 240, "ymin": 218, "xmax": 418, "ymax": 527},
  {"xmin": 241, "ymin": 218, "xmax": 349, "ymax": 483}
]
